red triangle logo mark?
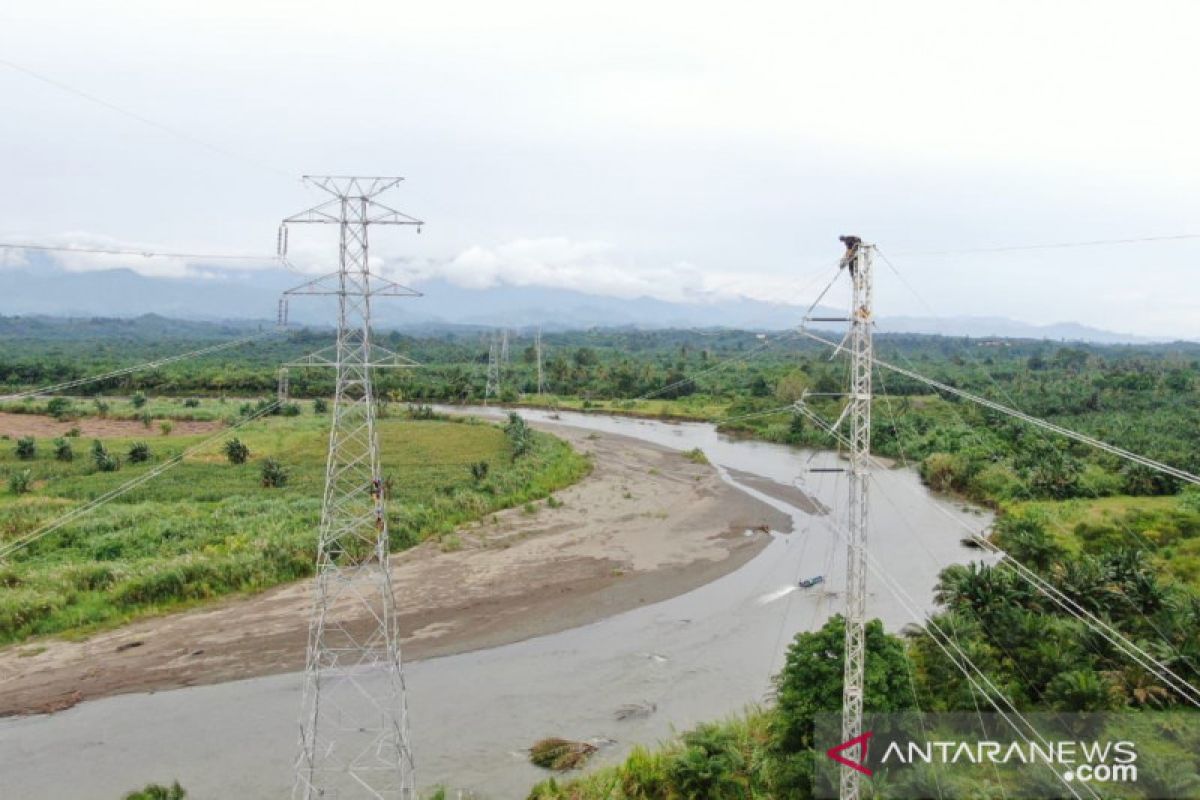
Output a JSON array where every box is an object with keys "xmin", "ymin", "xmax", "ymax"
[{"xmin": 826, "ymin": 731, "xmax": 874, "ymax": 776}]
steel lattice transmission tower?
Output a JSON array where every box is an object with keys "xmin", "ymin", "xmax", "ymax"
[
  {"xmin": 278, "ymin": 176, "xmax": 424, "ymax": 800},
  {"xmin": 484, "ymin": 333, "xmax": 501, "ymax": 402},
  {"xmin": 840, "ymin": 238, "xmax": 873, "ymax": 800},
  {"xmin": 535, "ymin": 326, "xmax": 545, "ymax": 395}
]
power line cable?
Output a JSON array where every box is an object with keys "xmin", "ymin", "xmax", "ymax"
[
  {"xmin": 878, "ymin": 248, "xmax": 1200, "ymax": 677},
  {"xmin": 0, "ymin": 57, "xmax": 292, "ymax": 178},
  {"xmin": 816, "ymin": 512, "xmax": 1099, "ymax": 800},
  {"xmin": 799, "ymin": 328, "xmax": 1200, "ymax": 487},
  {"xmin": 892, "ymin": 233, "xmax": 1200, "ymax": 257},
  {"xmin": 793, "ymin": 399, "xmax": 1200, "ymax": 707},
  {"xmin": 0, "ymin": 400, "xmax": 282, "ymax": 561},
  {"xmin": 0, "ymin": 241, "xmax": 282, "ymax": 262},
  {"xmin": 0, "ymin": 331, "xmax": 279, "ymax": 402}
]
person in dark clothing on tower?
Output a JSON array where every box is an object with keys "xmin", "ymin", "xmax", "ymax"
[{"xmin": 839, "ymin": 235, "xmax": 862, "ymax": 275}]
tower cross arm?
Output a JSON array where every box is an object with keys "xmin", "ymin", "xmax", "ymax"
[
  {"xmin": 302, "ymin": 175, "xmax": 404, "ymax": 198},
  {"xmin": 282, "ymin": 199, "xmax": 344, "ymax": 225},
  {"xmin": 282, "ymin": 271, "xmax": 423, "ymax": 298},
  {"xmin": 365, "ymin": 200, "xmax": 424, "ymax": 226}
]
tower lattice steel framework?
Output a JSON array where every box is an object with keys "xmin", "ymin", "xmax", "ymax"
[
  {"xmin": 840, "ymin": 240, "xmax": 873, "ymax": 800},
  {"xmin": 278, "ymin": 176, "xmax": 423, "ymax": 799}
]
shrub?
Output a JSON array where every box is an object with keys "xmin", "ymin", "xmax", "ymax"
[
  {"xmin": 128, "ymin": 442, "xmax": 151, "ymax": 463},
  {"xmin": 131, "ymin": 392, "xmax": 147, "ymax": 409},
  {"xmin": 470, "ymin": 461, "xmax": 490, "ymax": 482},
  {"xmin": 92, "ymin": 441, "xmax": 121, "ymax": 472},
  {"xmin": 159, "ymin": 421, "xmax": 174, "ymax": 436},
  {"xmin": 280, "ymin": 403, "xmax": 301, "ymax": 417},
  {"xmin": 409, "ymin": 404, "xmax": 435, "ymax": 420},
  {"xmin": 666, "ymin": 724, "xmax": 747, "ymax": 799},
  {"xmin": 140, "ymin": 411, "xmax": 153, "ymax": 428},
  {"xmin": 53, "ymin": 438, "xmax": 73, "ymax": 462},
  {"xmin": 261, "ymin": 458, "xmax": 289, "ymax": 488},
  {"xmin": 920, "ymin": 452, "xmax": 968, "ymax": 493},
  {"xmin": 46, "ymin": 397, "xmax": 73, "ymax": 420},
  {"xmin": 122, "ymin": 781, "xmax": 187, "ymax": 800},
  {"xmin": 65, "ymin": 426, "xmax": 81, "ymax": 438},
  {"xmin": 14, "ymin": 436, "xmax": 36, "ymax": 460},
  {"xmin": 224, "ymin": 438, "xmax": 250, "ymax": 464},
  {"xmin": 684, "ymin": 447, "xmax": 709, "ymax": 464},
  {"xmin": 93, "ymin": 398, "xmax": 111, "ymax": 416},
  {"xmin": 8, "ymin": 470, "xmax": 31, "ymax": 495},
  {"xmin": 313, "ymin": 397, "xmax": 329, "ymax": 413},
  {"xmin": 504, "ymin": 412, "xmax": 530, "ymax": 458},
  {"xmin": 183, "ymin": 398, "xmax": 200, "ymax": 408}
]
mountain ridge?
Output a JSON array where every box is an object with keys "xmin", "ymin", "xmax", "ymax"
[{"xmin": 0, "ymin": 264, "xmax": 1177, "ymax": 344}]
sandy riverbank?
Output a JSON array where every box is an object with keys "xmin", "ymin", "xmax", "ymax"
[{"xmin": 0, "ymin": 424, "xmax": 790, "ymax": 717}]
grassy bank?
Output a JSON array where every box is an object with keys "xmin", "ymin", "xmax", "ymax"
[{"xmin": 0, "ymin": 411, "xmax": 590, "ymax": 646}]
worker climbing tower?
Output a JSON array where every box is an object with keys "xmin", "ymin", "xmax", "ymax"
[{"xmin": 278, "ymin": 176, "xmax": 423, "ymax": 799}]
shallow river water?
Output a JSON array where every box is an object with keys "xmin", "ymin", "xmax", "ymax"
[{"xmin": 0, "ymin": 409, "xmax": 990, "ymax": 799}]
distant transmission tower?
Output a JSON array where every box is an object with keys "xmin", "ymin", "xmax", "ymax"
[
  {"xmin": 840, "ymin": 237, "xmax": 873, "ymax": 800},
  {"xmin": 277, "ymin": 176, "xmax": 423, "ymax": 800},
  {"xmin": 484, "ymin": 333, "xmax": 500, "ymax": 402},
  {"xmin": 535, "ymin": 326, "xmax": 545, "ymax": 395}
]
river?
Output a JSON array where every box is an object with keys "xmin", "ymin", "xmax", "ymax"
[{"xmin": 0, "ymin": 409, "xmax": 989, "ymax": 799}]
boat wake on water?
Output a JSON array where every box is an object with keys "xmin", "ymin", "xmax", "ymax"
[{"xmin": 756, "ymin": 586, "xmax": 798, "ymax": 605}]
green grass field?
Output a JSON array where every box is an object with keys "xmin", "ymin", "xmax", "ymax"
[
  {"xmin": 1004, "ymin": 492, "xmax": 1200, "ymax": 587},
  {"xmin": 0, "ymin": 410, "xmax": 590, "ymax": 646}
]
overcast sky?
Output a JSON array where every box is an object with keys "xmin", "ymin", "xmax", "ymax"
[{"xmin": 1, "ymin": 0, "xmax": 1198, "ymax": 336}]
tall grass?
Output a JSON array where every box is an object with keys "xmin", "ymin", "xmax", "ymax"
[{"xmin": 0, "ymin": 415, "xmax": 589, "ymax": 645}]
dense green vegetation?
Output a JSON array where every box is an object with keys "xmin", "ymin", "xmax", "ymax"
[
  {"xmin": 531, "ymin": 533, "xmax": 1200, "ymax": 798},
  {"xmin": 0, "ymin": 404, "xmax": 589, "ymax": 645},
  {"xmin": 4, "ymin": 317, "xmax": 1200, "ymax": 797},
  {"xmin": 4, "ymin": 316, "xmax": 1196, "ymax": 513}
]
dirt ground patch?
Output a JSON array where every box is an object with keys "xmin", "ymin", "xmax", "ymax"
[
  {"xmin": 0, "ymin": 412, "xmax": 224, "ymax": 439},
  {"xmin": 0, "ymin": 423, "xmax": 793, "ymax": 717}
]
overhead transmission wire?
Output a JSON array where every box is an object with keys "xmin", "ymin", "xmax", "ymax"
[
  {"xmin": 811, "ymin": 448, "xmax": 1100, "ymax": 799},
  {"xmin": 0, "ymin": 56, "xmax": 291, "ymax": 179},
  {"xmin": 796, "ymin": 397, "xmax": 1054, "ymax": 797},
  {"xmin": 877, "ymin": 247, "xmax": 1200, "ymax": 682},
  {"xmin": 0, "ymin": 400, "xmax": 282, "ymax": 562},
  {"xmin": 808, "ymin": 493, "xmax": 1100, "ymax": 800},
  {"xmin": 891, "ymin": 232, "xmax": 1200, "ymax": 258},
  {"xmin": 799, "ymin": 328, "xmax": 1200, "ymax": 487},
  {"xmin": 0, "ymin": 241, "xmax": 283, "ymax": 263},
  {"xmin": 877, "ymin": 247, "xmax": 1200, "ymax": 678},
  {"xmin": 873, "ymin": 366, "xmax": 1053, "ymax": 708},
  {"xmin": 799, "ymin": 347, "xmax": 1200, "ymax": 705},
  {"xmin": 0, "ymin": 330, "xmax": 279, "ymax": 402},
  {"xmin": 794, "ymin": 373, "xmax": 1200, "ymax": 709}
]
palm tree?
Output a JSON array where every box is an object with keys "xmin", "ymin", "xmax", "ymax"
[{"xmin": 1103, "ymin": 666, "xmax": 1170, "ymax": 708}]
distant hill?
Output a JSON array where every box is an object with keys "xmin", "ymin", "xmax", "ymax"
[{"xmin": 0, "ymin": 262, "xmax": 1177, "ymax": 344}]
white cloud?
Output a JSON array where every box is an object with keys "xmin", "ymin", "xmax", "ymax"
[{"xmin": 391, "ymin": 237, "xmax": 831, "ymax": 308}]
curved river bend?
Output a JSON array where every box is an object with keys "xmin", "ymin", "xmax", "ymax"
[{"xmin": 0, "ymin": 409, "xmax": 989, "ymax": 799}]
